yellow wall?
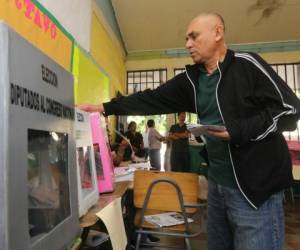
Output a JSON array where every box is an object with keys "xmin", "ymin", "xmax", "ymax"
[
  {"xmin": 90, "ymin": 11, "xmax": 126, "ymax": 96},
  {"xmin": 89, "ymin": 4, "xmax": 127, "ymax": 137},
  {"xmin": 73, "ymin": 46, "xmax": 110, "ymax": 105}
]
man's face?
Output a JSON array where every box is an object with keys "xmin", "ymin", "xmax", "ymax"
[
  {"xmin": 185, "ymin": 17, "xmax": 217, "ymax": 64},
  {"xmin": 129, "ymin": 123, "xmax": 136, "ymax": 132},
  {"xmin": 178, "ymin": 112, "xmax": 186, "ymax": 122}
]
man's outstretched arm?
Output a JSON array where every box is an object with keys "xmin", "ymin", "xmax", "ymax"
[{"xmin": 76, "ymin": 103, "xmax": 104, "ymax": 113}]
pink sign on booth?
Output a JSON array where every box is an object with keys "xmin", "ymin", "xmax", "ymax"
[{"xmin": 90, "ymin": 112, "xmax": 115, "ymax": 193}]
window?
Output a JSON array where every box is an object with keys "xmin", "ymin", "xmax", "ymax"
[
  {"xmin": 272, "ymin": 63, "xmax": 300, "ymax": 140},
  {"xmin": 127, "ymin": 69, "xmax": 167, "ymax": 94},
  {"xmin": 125, "ymin": 69, "xmax": 168, "ymax": 169},
  {"xmin": 271, "ymin": 63, "xmax": 300, "ymax": 98},
  {"xmin": 174, "ymin": 68, "xmax": 186, "ymax": 76}
]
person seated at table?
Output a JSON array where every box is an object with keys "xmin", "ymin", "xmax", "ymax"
[
  {"xmin": 110, "ymin": 139, "xmax": 129, "ymax": 167},
  {"xmin": 124, "ymin": 121, "xmax": 145, "ymax": 161}
]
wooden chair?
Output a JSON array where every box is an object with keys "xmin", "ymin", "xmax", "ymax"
[{"xmin": 133, "ymin": 170, "xmax": 206, "ymax": 250}]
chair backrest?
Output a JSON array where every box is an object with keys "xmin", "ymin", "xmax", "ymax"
[{"xmin": 133, "ymin": 170, "xmax": 199, "ymax": 213}]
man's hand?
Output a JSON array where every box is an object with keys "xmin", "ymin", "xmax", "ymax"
[
  {"xmin": 76, "ymin": 104, "xmax": 104, "ymax": 113},
  {"xmin": 206, "ymin": 129, "xmax": 231, "ymax": 141}
]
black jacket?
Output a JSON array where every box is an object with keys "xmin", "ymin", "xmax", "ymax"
[{"xmin": 104, "ymin": 49, "xmax": 300, "ymax": 208}]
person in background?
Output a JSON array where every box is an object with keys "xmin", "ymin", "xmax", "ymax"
[
  {"xmin": 78, "ymin": 13, "xmax": 300, "ymax": 250},
  {"xmin": 124, "ymin": 121, "xmax": 145, "ymax": 161},
  {"xmin": 147, "ymin": 119, "xmax": 165, "ymax": 170},
  {"xmin": 110, "ymin": 138, "xmax": 129, "ymax": 166},
  {"xmin": 142, "ymin": 123, "xmax": 149, "ymax": 160},
  {"xmin": 168, "ymin": 112, "xmax": 190, "ymax": 172}
]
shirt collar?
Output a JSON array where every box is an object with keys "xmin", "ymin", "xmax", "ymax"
[{"xmin": 199, "ymin": 64, "xmax": 219, "ymax": 76}]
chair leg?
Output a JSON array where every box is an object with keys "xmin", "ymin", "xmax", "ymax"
[
  {"xmin": 135, "ymin": 233, "xmax": 142, "ymax": 250},
  {"xmin": 184, "ymin": 237, "xmax": 192, "ymax": 250}
]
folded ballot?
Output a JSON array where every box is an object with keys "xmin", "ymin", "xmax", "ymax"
[{"xmin": 187, "ymin": 124, "xmax": 226, "ymax": 136}]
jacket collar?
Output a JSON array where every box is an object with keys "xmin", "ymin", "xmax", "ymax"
[{"xmin": 218, "ymin": 49, "xmax": 234, "ymax": 73}]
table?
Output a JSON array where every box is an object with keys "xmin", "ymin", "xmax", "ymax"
[
  {"xmin": 80, "ymin": 181, "xmax": 132, "ymax": 250},
  {"xmin": 114, "ymin": 161, "xmax": 151, "ymax": 183}
]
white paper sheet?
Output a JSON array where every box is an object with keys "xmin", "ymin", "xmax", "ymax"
[
  {"xmin": 187, "ymin": 124, "xmax": 226, "ymax": 136},
  {"xmin": 96, "ymin": 197, "xmax": 127, "ymax": 250}
]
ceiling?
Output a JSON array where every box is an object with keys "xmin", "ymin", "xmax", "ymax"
[{"xmin": 111, "ymin": 0, "xmax": 300, "ymax": 53}]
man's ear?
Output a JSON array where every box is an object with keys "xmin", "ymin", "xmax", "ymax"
[{"xmin": 215, "ymin": 25, "xmax": 224, "ymax": 42}]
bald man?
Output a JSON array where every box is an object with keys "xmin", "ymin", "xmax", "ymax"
[{"xmin": 78, "ymin": 13, "xmax": 300, "ymax": 250}]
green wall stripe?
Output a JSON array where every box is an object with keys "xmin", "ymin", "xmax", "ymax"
[
  {"xmin": 127, "ymin": 41, "xmax": 300, "ymax": 60},
  {"xmin": 32, "ymin": 0, "xmax": 74, "ymax": 42}
]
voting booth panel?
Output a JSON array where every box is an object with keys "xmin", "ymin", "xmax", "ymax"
[
  {"xmin": 75, "ymin": 109, "xmax": 99, "ymax": 217},
  {"xmin": 0, "ymin": 22, "xmax": 79, "ymax": 250}
]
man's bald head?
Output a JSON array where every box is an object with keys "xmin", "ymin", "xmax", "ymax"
[
  {"xmin": 185, "ymin": 13, "xmax": 227, "ymax": 66},
  {"xmin": 191, "ymin": 13, "xmax": 225, "ymax": 33}
]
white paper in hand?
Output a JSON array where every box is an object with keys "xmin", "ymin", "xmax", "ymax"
[{"xmin": 187, "ymin": 124, "xmax": 226, "ymax": 136}]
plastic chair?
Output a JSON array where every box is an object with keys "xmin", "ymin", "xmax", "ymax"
[{"xmin": 133, "ymin": 170, "xmax": 206, "ymax": 250}]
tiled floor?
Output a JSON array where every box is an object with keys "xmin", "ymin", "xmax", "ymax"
[{"xmin": 138, "ymin": 199, "xmax": 300, "ymax": 250}]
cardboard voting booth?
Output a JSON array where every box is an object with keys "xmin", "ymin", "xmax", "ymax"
[{"xmin": 0, "ymin": 22, "xmax": 79, "ymax": 250}]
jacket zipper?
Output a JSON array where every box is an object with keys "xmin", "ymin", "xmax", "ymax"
[
  {"xmin": 215, "ymin": 62, "xmax": 257, "ymax": 209},
  {"xmin": 184, "ymin": 66, "xmax": 198, "ymax": 115}
]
